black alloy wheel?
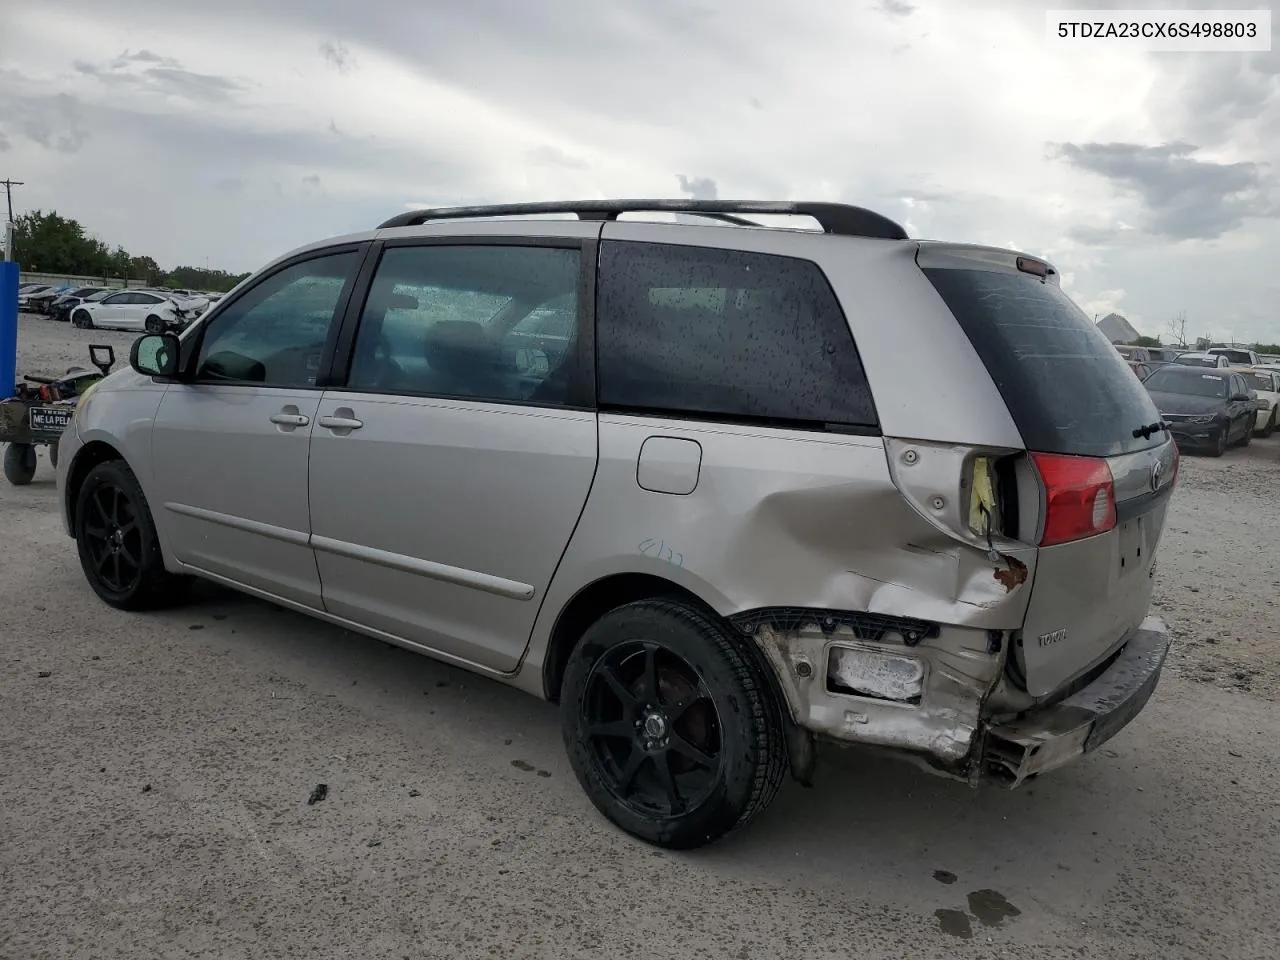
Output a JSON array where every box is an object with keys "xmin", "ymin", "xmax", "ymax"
[
  {"xmin": 583, "ymin": 640, "xmax": 723, "ymax": 818},
  {"xmin": 561, "ymin": 599, "xmax": 786, "ymax": 850},
  {"xmin": 74, "ymin": 460, "xmax": 190, "ymax": 609}
]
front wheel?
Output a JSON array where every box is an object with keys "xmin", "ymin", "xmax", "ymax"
[
  {"xmin": 1210, "ymin": 425, "xmax": 1228, "ymax": 457},
  {"xmin": 72, "ymin": 309, "xmax": 93, "ymax": 329},
  {"xmin": 3, "ymin": 443, "xmax": 37, "ymax": 485},
  {"xmin": 74, "ymin": 460, "xmax": 191, "ymax": 610},
  {"xmin": 560, "ymin": 599, "xmax": 787, "ymax": 850},
  {"xmin": 144, "ymin": 315, "xmax": 165, "ymax": 334}
]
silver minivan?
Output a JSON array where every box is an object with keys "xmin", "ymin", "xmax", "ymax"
[{"xmin": 56, "ymin": 200, "xmax": 1177, "ymax": 849}]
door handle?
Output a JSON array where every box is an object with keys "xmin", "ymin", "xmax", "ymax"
[
  {"xmin": 269, "ymin": 413, "xmax": 310, "ymax": 427},
  {"xmin": 318, "ymin": 414, "xmax": 363, "ymax": 432}
]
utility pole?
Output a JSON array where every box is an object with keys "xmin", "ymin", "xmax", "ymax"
[{"xmin": 0, "ymin": 178, "xmax": 23, "ymax": 224}]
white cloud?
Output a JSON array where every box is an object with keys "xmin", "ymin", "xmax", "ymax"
[{"xmin": 0, "ymin": 0, "xmax": 1275, "ymax": 343}]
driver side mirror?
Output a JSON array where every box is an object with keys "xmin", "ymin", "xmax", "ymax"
[
  {"xmin": 1230, "ymin": 393, "xmax": 1250, "ymax": 402},
  {"xmin": 130, "ymin": 333, "xmax": 181, "ymax": 379}
]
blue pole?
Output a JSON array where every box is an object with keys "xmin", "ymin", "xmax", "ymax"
[{"xmin": 0, "ymin": 258, "xmax": 17, "ymax": 400}]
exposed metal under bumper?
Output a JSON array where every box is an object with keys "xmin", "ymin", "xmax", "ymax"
[{"xmin": 983, "ymin": 617, "xmax": 1170, "ymax": 787}]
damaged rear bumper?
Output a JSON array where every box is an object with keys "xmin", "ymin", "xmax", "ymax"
[{"xmin": 982, "ymin": 617, "xmax": 1170, "ymax": 786}]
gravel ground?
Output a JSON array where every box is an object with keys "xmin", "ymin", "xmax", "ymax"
[{"xmin": 3, "ymin": 314, "xmax": 1279, "ymax": 959}]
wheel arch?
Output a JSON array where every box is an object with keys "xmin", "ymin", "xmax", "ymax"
[
  {"xmin": 65, "ymin": 440, "xmax": 129, "ymax": 531},
  {"xmin": 541, "ymin": 573, "xmax": 720, "ymax": 703}
]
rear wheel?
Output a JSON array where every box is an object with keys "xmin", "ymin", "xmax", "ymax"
[
  {"xmin": 560, "ymin": 599, "xmax": 786, "ymax": 850},
  {"xmin": 1237, "ymin": 419, "xmax": 1252, "ymax": 447},
  {"xmin": 48, "ymin": 441, "xmax": 58, "ymax": 469},
  {"xmin": 74, "ymin": 460, "xmax": 191, "ymax": 610},
  {"xmin": 1261, "ymin": 410, "xmax": 1276, "ymax": 439},
  {"xmin": 3, "ymin": 444, "xmax": 37, "ymax": 485},
  {"xmin": 72, "ymin": 309, "xmax": 93, "ymax": 329}
]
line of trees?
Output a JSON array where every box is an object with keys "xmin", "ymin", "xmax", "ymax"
[{"xmin": 11, "ymin": 210, "xmax": 250, "ymax": 293}]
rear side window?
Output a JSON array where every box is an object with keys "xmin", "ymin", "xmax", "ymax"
[
  {"xmin": 596, "ymin": 240, "xmax": 877, "ymax": 429},
  {"xmin": 923, "ymin": 267, "xmax": 1163, "ymax": 457}
]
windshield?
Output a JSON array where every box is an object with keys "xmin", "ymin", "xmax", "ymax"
[{"xmin": 1145, "ymin": 367, "xmax": 1229, "ymax": 398}]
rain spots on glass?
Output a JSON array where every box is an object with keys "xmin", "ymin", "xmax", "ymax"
[
  {"xmin": 596, "ymin": 241, "xmax": 878, "ymax": 427},
  {"xmin": 924, "ymin": 268, "xmax": 1164, "ymax": 458}
]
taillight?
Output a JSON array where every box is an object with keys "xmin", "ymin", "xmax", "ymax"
[
  {"xmin": 1031, "ymin": 452, "xmax": 1116, "ymax": 547},
  {"xmin": 1169, "ymin": 442, "xmax": 1180, "ymax": 488}
]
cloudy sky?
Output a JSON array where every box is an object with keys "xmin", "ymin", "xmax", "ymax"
[{"xmin": 1, "ymin": 0, "xmax": 1277, "ymax": 342}]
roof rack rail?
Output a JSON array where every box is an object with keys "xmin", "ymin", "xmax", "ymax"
[{"xmin": 377, "ymin": 200, "xmax": 909, "ymax": 240}]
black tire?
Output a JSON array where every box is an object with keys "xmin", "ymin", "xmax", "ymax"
[
  {"xmin": 144, "ymin": 315, "xmax": 165, "ymax": 334},
  {"xmin": 72, "ymin": 309, "xmax": 93, "ymax": 329},
  {"xmin": 3, "ymin": 443, "xmax": 37, "ymax": 485},
  {"xmin": 1210, "ymin": 426, "xmax": 1228, "ymax": 457},
  {"xmin": 74, "ymin": 459, "xmax": 191, "ymax": 610},
  {"xmin": 560, "ymin": 599, "xmax": 786, "ymax": 850},
  {"xmin": 48, "ymin": 441, "xmax": 58, "ymax": 470},
  {"xmin": 1236, "ymin": 419, "xmax": 1252, "ymax": 447},
  {"xmin": 1263, "ymin": 410, "xmax": 1277, "ymax": 439}
]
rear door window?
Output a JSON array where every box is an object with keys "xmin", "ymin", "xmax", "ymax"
[
  {"xmin": 923, "ymin": 267, "xmax": 1163, "ymax": 457},
  {"xmin": 596, "ymin": 240, "xmax": 877, "ymax": 429}
]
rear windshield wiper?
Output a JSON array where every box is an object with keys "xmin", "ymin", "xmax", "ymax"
[{"xmin": 1132, "ymin": 421, "xmax": 1167, "ymax": 439}]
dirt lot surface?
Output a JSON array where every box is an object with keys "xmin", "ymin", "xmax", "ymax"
[{"xmin": 3, "ymin": 315, "xmax": 1279, "ymax": 960}]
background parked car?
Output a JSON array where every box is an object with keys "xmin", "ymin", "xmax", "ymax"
[
  {"xmin": 1127, "ymin": 360, "xmax": 1154, "ymax": 380},
  {"xmin": 71, "ymin": 289, "xmax": 207, "ymax": 331},
  {"xmin": 1172, "ymin": 352, "xmax": 1230, "ymax": 368},
  {"xmin": 1143, "ymin": 365, "xmax": 1256, "ymax": 456},
  {"xmin": 43, "ymin": 286, "xmax": 105, "ymax": 318},
  {"xmin": 1208, "ymin": 346, "xmax": 1258, "ymax": 367},
  {"xmin": 1241, "ymin": 367, "xmax": 1280, "ymax": 437},
  {"xmin": 49, "ymin": 287, "xmax": 110, "ymax": 323},
  {"xmin": 24, "ymin": 284, "xmax": 77, "ymax": 314},
  {"xmin": 16, "ymin": 284, "xmax": 54, "ymax": 310},
  {"xmin": 1148, "ymin": 347, "xmax": 1183, "ymax": 363},
  {"xmin": 1115, "ymin": 344, "xmax": 1151, "ymax": 362}
]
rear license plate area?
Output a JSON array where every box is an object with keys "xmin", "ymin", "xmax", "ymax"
[
  {"xmin": 1118, "ymin": 516, "xmax": 1147, "ymax": 577},
  {"xmin": 28, "ymin": 406, "xmax": 73, "ymax": 434}
]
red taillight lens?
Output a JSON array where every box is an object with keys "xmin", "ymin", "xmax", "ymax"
[{"xmin": 1031, "ymin": 452, "xmax": 1116, "ymax": 547}]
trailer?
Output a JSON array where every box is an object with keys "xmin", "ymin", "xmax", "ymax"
[{"xmin": 1, "ymin": 344, "xmax": 116, "ymax": 485}]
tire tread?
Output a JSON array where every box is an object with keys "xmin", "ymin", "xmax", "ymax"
[{"xmin": 564, "ymin": 598, "xmax": 787, "ymax": 847}]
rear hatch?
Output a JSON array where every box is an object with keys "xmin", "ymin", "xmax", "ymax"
[{"xmin": 919, "ymin": 245, "xmax": 1177, "ymax": 699}]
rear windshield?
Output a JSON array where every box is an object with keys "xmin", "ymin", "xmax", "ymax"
[
  {"xmin": 1246, "ymin": 373, "xmax": 1275, "ymax": 391},
  {"xmin": 923, "ymin": 267, "xmax": 1163, "ymax": 457},
  {"xmin": 1175, "ymin": 355, "xmax": 1218, "ymax": 367},
  {"xmin": 1212, "ymin": 349, "xmax": 1253, "ymax": 364},
  {"xmin": 1144, "ymin": 367, "xmax": 1228, "ymax": 398}
]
